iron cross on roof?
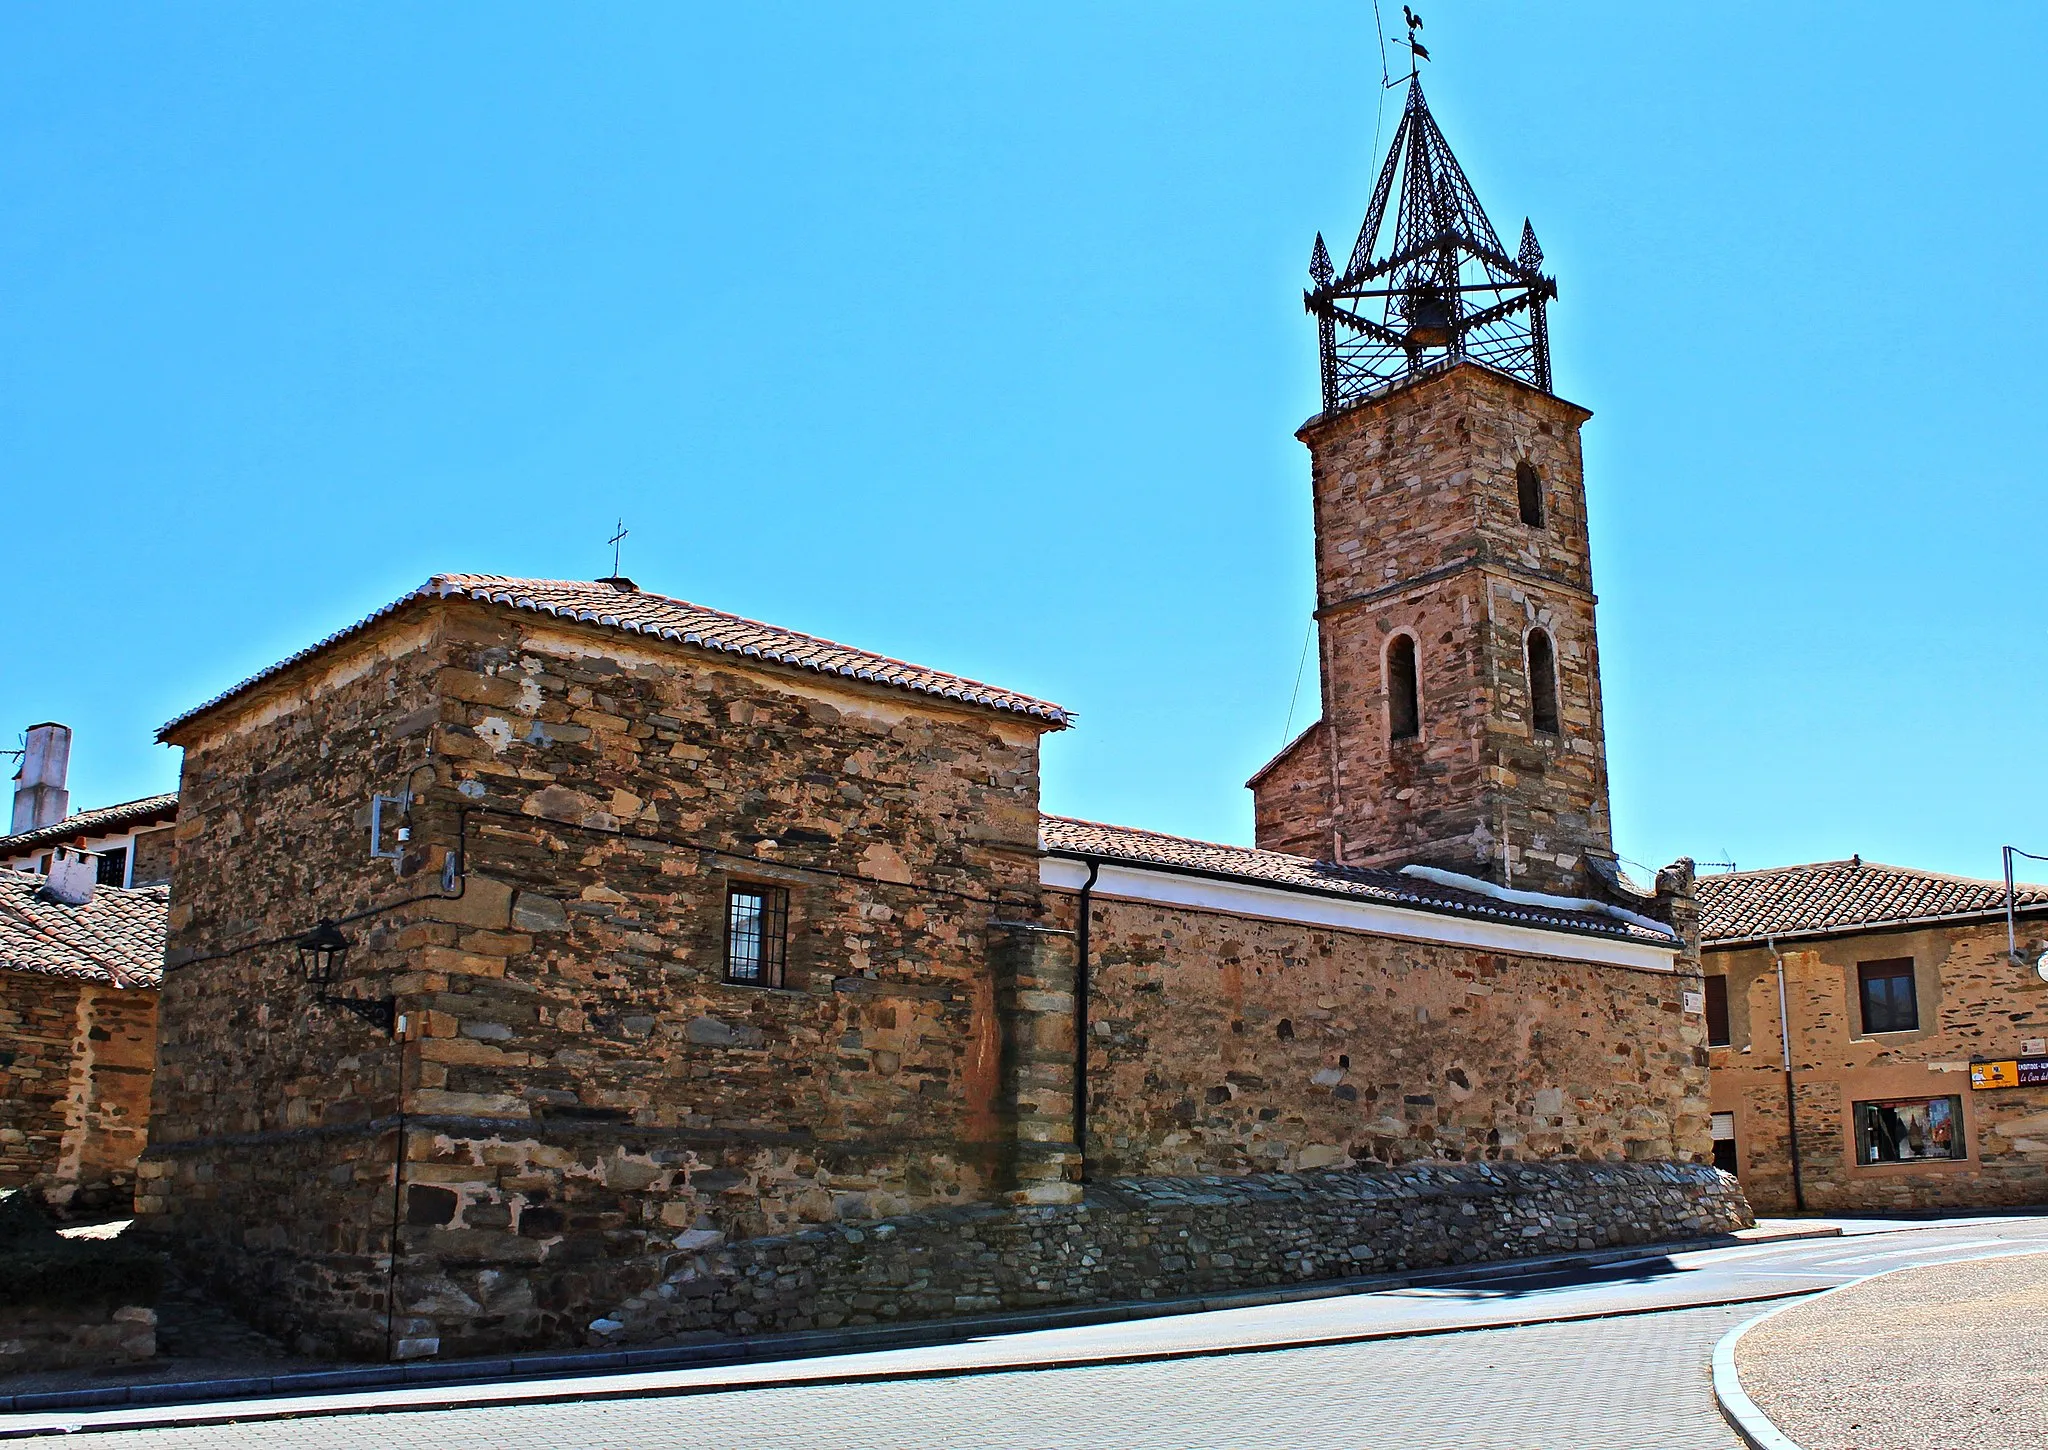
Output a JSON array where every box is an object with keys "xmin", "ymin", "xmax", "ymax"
[{"xmin": 597, "ymin": 519, "xmax": 638, "ymax": 592}]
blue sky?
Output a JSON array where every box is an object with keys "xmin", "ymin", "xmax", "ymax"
[{"xmin": 5, "ymin": 4, "xmax": 2045, "ymax": 885}]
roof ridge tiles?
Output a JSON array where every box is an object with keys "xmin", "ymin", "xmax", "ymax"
[{"xmin": 161, "ymin": 574, "xmax": 1070, "ymax": 739}]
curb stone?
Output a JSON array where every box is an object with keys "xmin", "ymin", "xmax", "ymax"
[
  {"xmin": 1710, "ymin": 1243, "xmax": 2048, "ymax": 1450},
  {"xmin": 1711, "ymin": 1300, "xmax": 1809, "ymax": 1450}
]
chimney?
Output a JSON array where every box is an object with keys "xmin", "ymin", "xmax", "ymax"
[
  {"xmin": 11, "ymin": 723, "xmax": 72, "ymax": 835},
  {"xmin": 45, "ymin": 844, "xmax": 97, "ymax": 906}
]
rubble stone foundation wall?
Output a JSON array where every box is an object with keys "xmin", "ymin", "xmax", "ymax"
[
  {"xmin": 590, "ymin": 1160, "xmax": 1749, "ymax": 1349},
  {"xmin": 0, "ymin": 1304, "xmax": 155, "ymax": 1374}
]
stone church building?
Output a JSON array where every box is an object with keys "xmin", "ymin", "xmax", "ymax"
[{"xmin": 139, "ymin": 77, "xmax": 1743, "ymax": 1359}]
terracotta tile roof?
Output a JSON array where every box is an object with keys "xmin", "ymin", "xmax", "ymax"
[
  {"xmin": 1040, "ymin": 815, "xmax": 1674, "ymax": 945},
  {"xmin": 161, "ymin": 575, "xmax": 1070, "ymax": 740},
  {"xmin": 0, "ymin": 875, "xmax": 167, "ymax": 988},
  {"xmin": 1696, "ymin": 858, "xmax": 2048, "ymax": 946},
  {"xmin": 0, "ymin": 794, "xmax": 179, "ymax": 858}
]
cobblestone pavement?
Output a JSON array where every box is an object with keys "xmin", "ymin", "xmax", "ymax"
[{"xmin": 48, "ymin": 1302, "xmax": 1756, "ymax": 1450}]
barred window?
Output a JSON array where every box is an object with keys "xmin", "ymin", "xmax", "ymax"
[
  {"xmin": 724, "ymin": 884, "xmax": 789, "ymax": 987},
  {"xmin": 96, "ymin": 847, "xmax": 129, "ymax": 888}
]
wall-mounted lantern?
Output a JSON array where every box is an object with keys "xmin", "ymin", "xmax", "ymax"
[{"xmin": 293, "ymin": 918, "xmax": 394, "ymax": 1032}]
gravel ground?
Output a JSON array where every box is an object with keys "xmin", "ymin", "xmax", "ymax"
[{"xmin": 1737, "ymin": 1250, "xmax": 2048, "ymax": 1450}]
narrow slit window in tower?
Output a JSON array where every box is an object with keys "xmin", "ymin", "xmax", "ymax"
[
  {"xmin": 1388, "ymin": 635, "xmax": 1420, "ymax": 741},
  {"xmin": 1516, "ymin": 461, "xmax": 1545, "ymax": 528},
  {"xmin": 1527, "ymin": 630, "xmax": 1560, "ymax": 735}
]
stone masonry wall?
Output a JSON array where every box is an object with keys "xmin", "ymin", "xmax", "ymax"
[
  {"xmin": 0, "ymin": 973, "xmax": 157, "ymax": 1211},
  {"xmin": 1261, "ymin": 364, "xmax": 1615, "ymax": 894},
  {"xmin": 1064, "ymin": 890, "xmax": 1713, "ymax": 1176},
  {"xmin": 1246, "ymin": 723, "xmax": 1333, "ymax": 862},
  {"xmin": 130, "ymin": 827, "xmax": 176, "ymax": 889},
  {"xmin": 145, "ymin": 597, "xmax": 1065, "ymax": 1358},
  {"xmin": 1709, "ymin": 919, "xmax": 2048, "ymax": 1213},
  {"xmin": 0, "ymin": 973, "xmax": 82, "ymax": 1189},
  {"xmin": 587, "ymin": 1160, "xmax": 1748, "ymax": 1348},
  {"xmin": 144, "ymin": 611, "xmax": 444, "ymax": 1354}
]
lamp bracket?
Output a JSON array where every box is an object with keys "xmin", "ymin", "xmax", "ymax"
[{"xmin": 320, "ymin": 991, "xmax": 396, "ymax": 1033}]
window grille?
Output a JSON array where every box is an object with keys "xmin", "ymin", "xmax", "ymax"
[
  {"xmin": 724, "ymin": 884, "xmax": 789, "ymax": 987},
  {"xmin": 95, "ymin": 847, "xmax": 129, "ymax": 888}
]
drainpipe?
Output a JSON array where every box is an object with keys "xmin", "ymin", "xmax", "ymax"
[
  {"xmin": 1072, "ymin": 858, "xmax": 1100, "ymax": 1183},
  {"xmin": 1769, "ymin": 934, "xmax": 1805, "ymax": 1212}
]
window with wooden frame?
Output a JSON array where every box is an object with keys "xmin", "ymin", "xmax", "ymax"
[
  {"xmin": 1704, "ymin": 974, "xmax": 1731, "ymax": 1048},
  {"xmin": 1857, "ymin": 958, "xmax": 1919, "ymax": 1034},
  {"xmin": 1387, "ymin": 634, "xmax": 1421, "ymax": 742},
  {"xmin": 724, "ymin": 883, "xmax": 789, "ymax": 988},
  {"xmin": 95, "ymin": 847, "xmax": 129, "ymax": 888},
  {"xmin": 1526, "ymin": 629, "xmax": 1561, "ymax": 735}
]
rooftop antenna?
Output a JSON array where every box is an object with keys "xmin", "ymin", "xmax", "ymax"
[{"xmin": 598, "ymin": 519, "xmax": 637, "ymax": 592}]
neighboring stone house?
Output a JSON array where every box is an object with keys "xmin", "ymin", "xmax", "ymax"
[
  {"xmin": 1698, "ymin": 859, "xmax": 2048, "ymax": 1213},
  {"xmin": 0, "ymin": 861, "xmax": 165, "ymax": 1211},
  {"xmin": 4, "ymin": 724, "xmax": 178, "ymax": 888},
  {"xmin": 138, "ymin": 72, "xmax": 1736, "ymax": 1361}
]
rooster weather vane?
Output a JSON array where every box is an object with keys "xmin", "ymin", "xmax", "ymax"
[{"xmin": 1305, "ymin": 7, "xmax": 1556, "ymax": 413}]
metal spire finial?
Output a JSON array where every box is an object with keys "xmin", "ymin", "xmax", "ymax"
[
  {"xmin": 1304, "ymin": 27, "xmax": 1557, "ymax": 410},
  {"xmin": 1309, "ymin": 233, "xmax": 1335, "ymax": 287}
]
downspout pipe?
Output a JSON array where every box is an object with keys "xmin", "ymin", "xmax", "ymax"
[
  {"xmin": 1072, "ymin": 858, "xmax": 1100, "ymax": 1183},
  {"xmin": 1769, "ymin": 934, "xmax": 1806, "ymax": 1213}
]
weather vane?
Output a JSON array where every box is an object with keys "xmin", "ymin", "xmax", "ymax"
[{"xmin": 1398, "ymin": 6, "xmax": 1429, "ymax": 84}]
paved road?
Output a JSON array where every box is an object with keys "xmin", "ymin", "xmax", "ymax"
[{"xmin": 25, "ymin": 1216, "xmax": 2048, "ymax": 1448}]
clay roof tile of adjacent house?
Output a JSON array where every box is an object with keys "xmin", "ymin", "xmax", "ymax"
[
  {"xmin": 1039, "ymin": 815, "xmax": 1675, "ymax": 945},
  {"xmin": 0, "ymin": 794, "xmax": 180, "ymax": 859},
  {"xmin": 0, "ymin": 874, "xmax": 168, "ymax": 988},
  {"xmin": 1694, "ymin": 858, "xmax": 2048, "ymax": 947},
  {"xmin": 159, "ymin": 575, "xmax": 1070, "ymax": 740}
]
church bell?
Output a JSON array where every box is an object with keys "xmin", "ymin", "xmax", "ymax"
[{"xmin": 1402, "ymin": 287, "xmax": 1454, "ymax": 347}]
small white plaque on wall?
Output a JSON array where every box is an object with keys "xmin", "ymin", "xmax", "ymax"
[
  {"xmin": 1682, "ymin": 990, "xmax": 1704, "ymax": 1015},
  {"xmin": 2025, "ymin": 1038, "xmax": 2046, "ymax": 1056}
]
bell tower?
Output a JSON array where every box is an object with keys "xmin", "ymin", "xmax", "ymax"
[{"xmin": 1249, "ymin": 65, "xmax": 1617, "ymax": 897}]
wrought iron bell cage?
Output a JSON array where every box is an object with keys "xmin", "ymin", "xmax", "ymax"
[{"xmin": 1306, "ymin": 76, "xmax": 1556, "ymax": 414}]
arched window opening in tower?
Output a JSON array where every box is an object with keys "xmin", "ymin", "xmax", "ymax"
[
  {"xmin": 1387, "ymin": 634, "xmax": 1421, "ymax": 741},
  {"xmin": 1527, "ymin": 629, "xmax": 1560, "ymax": 735},
  {"xmin": 1516, "ymin": 460, "xmax": 1545, "ymax": 529}
]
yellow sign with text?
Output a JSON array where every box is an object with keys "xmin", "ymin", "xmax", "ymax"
[{"xmin": 1973, "ymin": 1060, "xmax": 2022, "ymax": 1090}]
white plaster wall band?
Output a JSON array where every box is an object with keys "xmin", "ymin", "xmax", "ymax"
[{"xmin": 1041, "ymin": 856, "xmax": 1678, "ymax": 973}]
